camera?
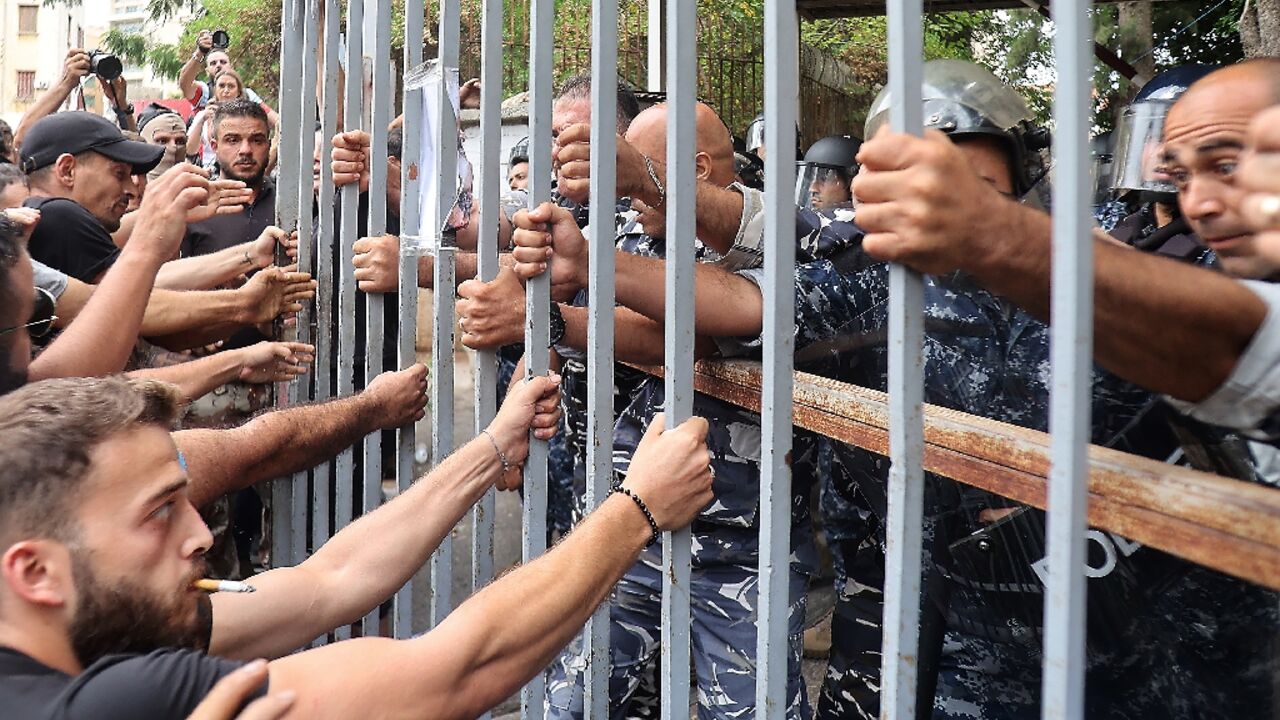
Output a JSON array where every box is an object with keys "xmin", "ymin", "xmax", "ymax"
[
  {"xmin": 88, "ymin": 50, "xmax": 122, "ymax": 81},
  {"xmin": 211, "ymin": 29, "xmax": 230, "ymax": 50}
]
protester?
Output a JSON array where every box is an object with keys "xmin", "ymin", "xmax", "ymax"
[
  {"xmin": 188, "ymin": 71, "xmax": 263, "ymax": 169},
  {"xmin": 182, "ymin": 100, "xmax": 275, "ymax": 258},
  {"xmin": 0, "ymin": 367, "xmax": 712, "ymax": 719},
  {"xmin": 140, "ymin": 104, "xmax": 194, "ymax": 181}
]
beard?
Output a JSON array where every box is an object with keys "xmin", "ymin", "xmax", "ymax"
[
  {"xmin": 221, "ymin": 157, "xmax": 266, "ymax": 187},
  {"xmin": 68, "ymin": 552, "xmax": 208, "ymax": 667}
]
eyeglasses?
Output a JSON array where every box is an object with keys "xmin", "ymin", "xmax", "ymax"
[{"xmin": 0, "ymin": 287, "xmax": 58, "ymax": 339}]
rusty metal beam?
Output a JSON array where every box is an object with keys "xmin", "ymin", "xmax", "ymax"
[
  {"xmin": 633, "ymin": 359, "xmax": 1280, "ymax": 591},
  {"xmin": 797, "ymin": 0, "xmax": 1178, "ymax": 19}
]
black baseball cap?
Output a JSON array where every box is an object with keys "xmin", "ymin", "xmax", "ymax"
[{"xmin": 21, "ymin": 111, "xmax": 164, "ymax": 175}]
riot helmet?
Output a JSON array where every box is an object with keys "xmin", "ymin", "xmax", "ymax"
[
  {"xmin": 744, "ymin": 114, "xmax": 765, "ymax": 156},
  {"xmin": 1110, "ymin": 64, "xmax": 1216, "ymax": 203},
  {"xmin": 864, "ymin": 59, "xmax": 1051, "ymax": 198},
  {"xmin": 509, "ymin": 136, "xmax": 529, "ymax": 167},
  {"xmin": 795, "ymin": 135, "xmax": 861, "ymax": 210}
]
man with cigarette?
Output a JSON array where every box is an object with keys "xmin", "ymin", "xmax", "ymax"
[{"xmin": 0, "ymin": 370, "xmax": 711, "ymax": 718}]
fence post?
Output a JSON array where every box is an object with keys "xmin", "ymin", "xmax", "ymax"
[
  {"xmin": 584, "ymin": 1, "xmax": 619, "ymax": 717},
  {"xmin": 522, "ymin": 0, "xmax": 555, "ymax": 716},
  {"xmin": 756, "ymin": 0, "xmax": 798, "ymax": 717},
  {"xmin": 880, "ymin": 1, "xmax": 926, "ymax": 717},
  {"xmin": 1044, "ymin": 1, "xmax": 1094, "ymax": 717},
  {"xmin": 659, "ymin": 0, "xmax": 696, "ymax": 717},
  {"xmin": 395, "ymin": 0, "xmax": 425, "ymax": 641},
  {"xmin": 428, "ymin": 0, "xmax": 461, "ymax": 629}
]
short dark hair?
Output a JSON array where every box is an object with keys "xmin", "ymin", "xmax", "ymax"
[
  {"xmin": 388, "ymin": 128, "xmax": 403, "ymax": 161},
  {"xmin": 24, "ymin": 150, "xmax": 95, "ymax": 189},
  {"xmin": 555, "ymin": 74, "xmax": 641, "ymax": 132},
  {"xmin": 0, "ymin": 163, "xmax": 26, "ymax": 196},
  {"xmin": 0, "ymin": 376, "xmax": 183, "ymax": 545},
  {"xmin": 211, "ymin": 98, "xmax": 270, "ymax": 137}
]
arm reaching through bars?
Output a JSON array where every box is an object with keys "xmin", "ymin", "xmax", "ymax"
[
  {"xmin": 207, "ymin": 372, "xmax": 562, "ymax": 660},
  {"xmin": 257, "ymin": 412, "xmax": 713, "ymax": 720},
  {"xmin": 851, "ymin": 128, "xmax": 1265, "ymax": 403},
  {"xmin": 511, "ymin": 202, "xmax": 766, "ymax": 338}
]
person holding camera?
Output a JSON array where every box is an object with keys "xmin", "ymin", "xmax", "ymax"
[
  {"xmin": 178, "ymin": 30, "xmax": 272, "ymax": 117},
  {"xmin": 12, "ymin": 48, "xmax": 134, "ymax": 153}
]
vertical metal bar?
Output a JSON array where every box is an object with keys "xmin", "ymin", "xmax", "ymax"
[
  {"xmin": 1043, "ymin": 1, "xmax": 1093, "ymax": 717},
  {"xmin": 395, "ymin": 0, "xmax": 424, "ymax": 641},
  {"xmin": 333, "ymin": 0, "xmax": 365, "ymax": 641},
  {"xmin": 646, "ymin": 0, "xmax": 661, "ymax": 91},
  {"xmin": 660, "ymin": 0, "xmax": 696, "ymax": 717},
  {"xmin": 312, "ymin": 0, "xmax": 341, "ymax": 608},
  {"xmin": 756, "ymin": 0, "xmax": 797, "ymax": 716},
  {"xmin": 359, "ymin": 0, "xmax": 392, "ymax": 638},
  {"xmin": 522, "ymin": 0, "xmax": 554, "ymax": 716},
  {"xmin": 472, "ymin": 0, "xmax": 503, "ymax": 606},
  {"xmin": 271, "ymin": 0, "xmax": 304, "ymax": 570},
  {"xmin": 584, "ymin": 1, "xmax": 618, "ymax": 717},
  {"xmin": 429, "ymin": 0, "xmax": 461, "ymax": 629},
  {"xmin": 291, "ymin": 0, "xmax": 321, "ymax": 569},
  {"xmin": 880, "ymin": 0, "xmax": 925, "ymax": 717}
]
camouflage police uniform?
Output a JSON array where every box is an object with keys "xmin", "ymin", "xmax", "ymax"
[
  {"xmin": 545, "ymin": 195, "xmax": 817, "ymax": 720},
  {"xmin": 733, "ymin": 210, "xmax": 1278, "ymax": 719}
]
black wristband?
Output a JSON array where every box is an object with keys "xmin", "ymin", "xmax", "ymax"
[{"xmin": 612, "ymin": 483, "xmax": 660, "ymax": 546}]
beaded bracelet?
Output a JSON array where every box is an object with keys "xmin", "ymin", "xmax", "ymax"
[
  {"xmin": 480, "ymin": 429, "xmax": 512, "ymax": 474},
  {"xmin": 612, "ymin": 483, "xmax": 660, "ymax": 546}
]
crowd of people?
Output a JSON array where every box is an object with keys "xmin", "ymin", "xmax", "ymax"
[{"xmin": 0, "ymin": 19, "xmax": 1278, "ymax": 720}]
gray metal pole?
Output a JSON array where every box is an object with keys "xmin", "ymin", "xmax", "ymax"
[
  {"xmin": 584, "ymin": 1, "xmax": 618, "ymax": 716},
  {"xmin": 271, "ymin": 0, "xmax": 303, "ymax": 570},
  {"xmin": 360, "ymin": 0, "xmax": 393, "ymax": 638},
  {"xmin": 660, "ymin": 0, "xmax": 696, "ymax": 716},
  {"xmin": 333, "ymin": 0, "xmax": 366, "ymax": 640},
  {"xmin": 880, "ymin": 0, "xmax": 926, "ymax": 717},
  {"xmin": 428, "ymin": 0, "xmax": 461, "ymax": 629},
  {"xmin": 1043, "ymin": 1, "xmax": 1094, "ymax": 716},
  {"xmin": 395, "ymin": 0, "xmax": 425, "ymax": 641},
  {"xmin": 522, "ymin": 0, "xmax": 554, "ymax": 716},
  {"xmin": 312, "ymin": 0, "xmax": 342, "ymax": 615},
  {"xmin": 471, "ymin": 0, "xmax": 503, "ymax": 621},
  {"xmin": 756, "ymin": 0, "xmax": 798, "ymax": 715}
]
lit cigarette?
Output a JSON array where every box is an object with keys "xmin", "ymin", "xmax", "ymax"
[{"xmin": 193, "ymin": 579, "xmax": 256, "ymax": 593}]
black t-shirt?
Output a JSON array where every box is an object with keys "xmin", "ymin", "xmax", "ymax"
[
  {"xmin": 182, "ymin": 178, "xmax": 277, "ymax": 258},
  {"xmin": 0, "ymin": 646, "xmax": 266, "ymax": 719},
  {"xmin": 25, "ymin": 197, "xmax": 121, "ymax": 283}
]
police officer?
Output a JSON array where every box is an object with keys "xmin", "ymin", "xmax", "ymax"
[
  {"xmin": 739, "ymin": 60, "xmax": 1206, "ymax": 719},
  {"xmin": 1105, "ymin": 65, "xmax": 1218, "ymax": 265},
  {"xmin": 508, "ymin": 136, "xmax": 530, "ymax": 191},
  {"xmin": 795, "ymin": 135, "xmax": 861, "ymax": 211}
]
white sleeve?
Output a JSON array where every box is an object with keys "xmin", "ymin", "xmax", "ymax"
[
  {"xmin": 1166, "ymin": 280, "xmax": 1280, "ymax": 439},
  {"xmin": 705, "ymin": 183, "xmax": 766, "ymax": 272}
]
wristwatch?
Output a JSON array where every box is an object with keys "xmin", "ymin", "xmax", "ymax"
[{"xmin": 548, "ymin": 301, "xmax": 566, "ymax": 349}]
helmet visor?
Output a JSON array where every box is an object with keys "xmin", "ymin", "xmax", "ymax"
[
  {"xmin": 796, "ymin": 164, "xmax": 854, "ymax": 211},
  {"xmin": 1111, "ymin": 101, "xmax": 1174, "ymax": 195},
  {"xmin": 745, "ymin": 118, "xmax": 765, "ymax": 154}
]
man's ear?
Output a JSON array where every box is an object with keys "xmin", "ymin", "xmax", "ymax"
[
  {"xmin": 53, "ymin": 153, "xmax": 78, "ymax": 190},
  {"xmin": 1, "ymin": 540, "xmax": 74, "ymax": 609},
  {"xmin": 694, "ymin": 151, "xmax": 713, "ymax": 182}
]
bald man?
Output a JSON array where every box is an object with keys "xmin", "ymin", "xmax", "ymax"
[{"xmin": 523, "ymin": 102, "xmax": 816, "ymax": 720}]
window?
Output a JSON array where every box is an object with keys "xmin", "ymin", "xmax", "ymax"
[
  {"xmin": 16, "ymin": 71, "xmax": 35, "ymax": 101},
  {"xmin": 18, "ymin": 5, "xmax": 38, "ymax": 34}
]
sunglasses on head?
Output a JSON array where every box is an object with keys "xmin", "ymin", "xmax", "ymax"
[{"xmin": 0, "ymin": 287, "xmax": 57, "ymax": 339}]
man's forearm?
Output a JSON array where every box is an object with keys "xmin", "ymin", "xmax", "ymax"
[
  {"xmin": 261, "ymin": 496, "xmax": 649, "ymax": 720},
  {"xmin": 614, "ymin": 252, "xmax": 763, "ymax": 337},
  {"xmin": 176, "ymin": 390, "xmax": 381, "ymax": 507},
  {"xmin": 209, "ymin": 432, "xmax": 503, "ymax": 660},
  {"xmin": 29, "ymin": 247, "xmax": 165, "ymax": 381},
  {"xmin": 967, "ymin": 203, "xmax": 1264, "ymax": 401},
  {"xmin": 128, "ymin": 350, "xmax": 244, "ymax": 402},
  {"xmin": 14, "ymin": 81, "xmax": 76, "ymax": 145},
  {"xmin": 142, "ymin": 287, "xmax": 255, "ymax": 337},
  {"xmin": 560, "ymin": 303, "xmax": 714, "ymax": 365},
  {"xmin": 179, "ymin": 55, "xmax": 202, "ymax": 100},
  {"xmin": 154, "ymin": 243, "xmax": 258, "ymax": 290}
]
